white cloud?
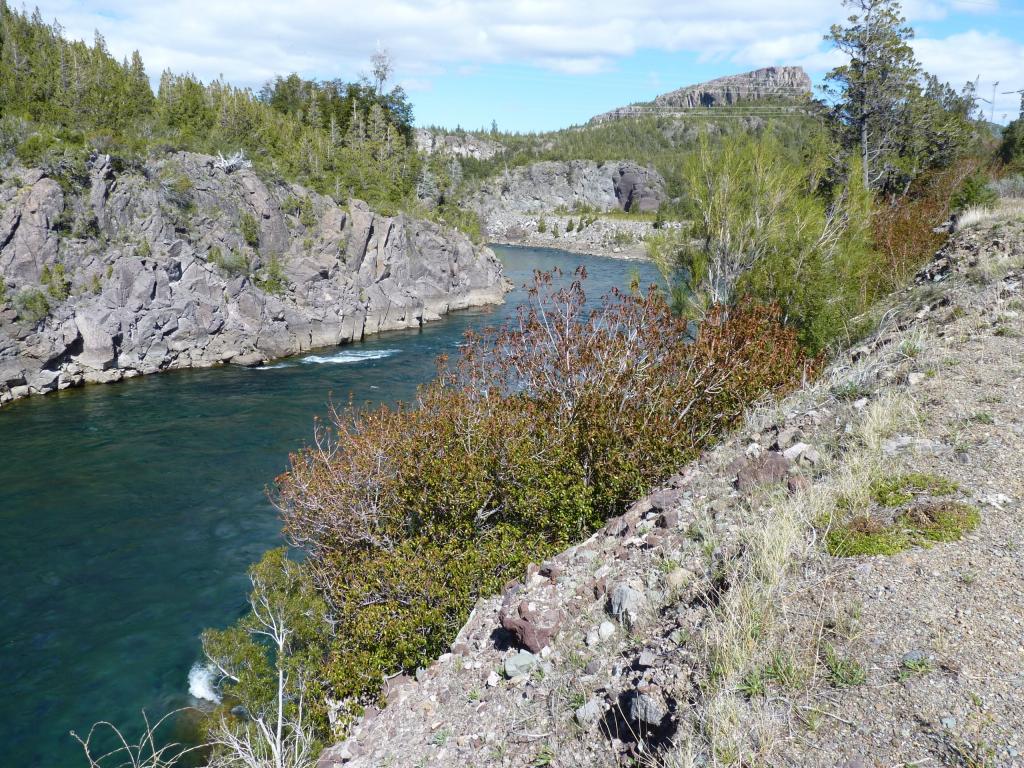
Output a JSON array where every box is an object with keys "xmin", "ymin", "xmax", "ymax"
[
  {"xmin": 28, "ymin": 0, "xmax": 1021, "ymax": 121},
  {"xmin": 915, "ymin": 31, "xmax": 1024, "ymax": 120}
]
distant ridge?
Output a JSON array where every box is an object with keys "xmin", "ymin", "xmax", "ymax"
[{"xmin": 589, "ymin": 66, "xmax": 813, "ymax": 124}]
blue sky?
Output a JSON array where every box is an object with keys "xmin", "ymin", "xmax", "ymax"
[{"xmin": 30, "ymin": 0, "xmax": 1024, "ymax": 132}]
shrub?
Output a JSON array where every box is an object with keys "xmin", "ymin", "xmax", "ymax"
[
  {"xmin": 239, "ymin": 212, "xmax": 260, "ymax": 248},
  {"xmin": 0, "ymin": 276, "xmax": 6, "ymax": 304},
  {"xmin": 13, "ymin": 288, "xmax": 50, "ymax": 324},
  {"xmin": 648, "ymin": 131, "xmax": 875, "ymax": 354},
  {"xmin": 537, "ymin": 216, "xmax": 547, "ymax": 234},
  {"xmin": 275, "ymin": 273, "xmax": 808, "ymax": 714},
  {"xmin": 41, "ymin": 263, "xmax": 71, "ymax": 300},
  {"xmin": 950, "ymin": 173, "xmax": 998, "ymax": 212},
  {"xmin": 208, "ymin": 246, "xmax": 249, "ymax": 277},
  {"xmin": 255, "ymin": 257, "xmax": 288, "ymax": 295}
]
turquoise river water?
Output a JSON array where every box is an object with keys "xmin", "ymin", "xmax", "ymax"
[{"xmin": 0, "ymin": 246, "xmax": 661, "ymax": 767}]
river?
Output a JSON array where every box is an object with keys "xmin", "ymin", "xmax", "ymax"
[{"xmin": 0, "ymin": 246, "xmax": 660, "ymax": 766}]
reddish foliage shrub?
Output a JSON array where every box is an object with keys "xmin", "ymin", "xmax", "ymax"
[
  {"xmin": 870, "ymin": 158, "xmax": 980, "ymax": 294},
  {"xmin": 275, "ymin": 271, "xmax": 809, "ymax": 710}
]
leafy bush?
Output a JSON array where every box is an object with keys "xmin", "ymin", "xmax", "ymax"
[
  {"xmin": 999, "ymin": 110, "xmax": 1024, "ymax": 169},
  {"xmin": 649, "ymin": 131, "xmax": 875, "ymax": 353},
  {"xmin": 273, "ymin": 273, "xmax": 808, "ymax": 717},
  {"xmin": 255, "ymin": 257, "xmax": 288, "ymax": 295},
  {"xmin": 208, "ymin": 246, "xmax": 249, "ymax": 277},
  {"xmin": 950, "ymin": 172, "xmax": 998, "ymax": 211},
  {"xmin": 239, "ymin": 212, "xmax": 260, "ymax": 248},
  {"xmin": 41, "ymin": 263, "xmax": 71, "ymax": 300},
  {"xmin": 0, "ymin": 276, "xmax": 6, "ymax": 304},
  {"xmin": 14, "ymin": 288, "xmax": 50, "ymax": 323}
]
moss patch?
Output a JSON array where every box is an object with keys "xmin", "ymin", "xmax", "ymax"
[
  {"xmin": 870, "ymin": 473, "xmax": 958, "ymax": 506},
  {"xmin": 899, "ymin": 501, "xmax": 980, "ymax": 544},
  {"xmin": 826, "ymin": 516, "xmax": 908, "ymax": 557},
  {"xmin": 827, "ymin": 502, "xmax": 980, "ymax": 557}
]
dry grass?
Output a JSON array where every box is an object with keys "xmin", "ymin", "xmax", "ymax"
[
  {"xmin": 955, "ymin": 199, "xmax": 1024, "ymax": 231},
  {"xmin": 662, "ymin": 389, "xmax": 918, "ymax": 767}
]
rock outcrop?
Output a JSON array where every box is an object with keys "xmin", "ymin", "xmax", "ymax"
[
  {"xmin": 0, "ymin": 152, "xmax": 509, "ymax": 406},
  {"xmin": 414, "ymin": 129, "xmax": 504, "ymax": 161},
  {"xmin": 469, "ymin": 160, "xmax": 664, "ymax": 218},
  {"xmin": 590, "ymin": 66, "xmax": 813, "ymax": 123}
]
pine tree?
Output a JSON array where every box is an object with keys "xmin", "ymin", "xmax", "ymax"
[{"xmin": 824, "ymin": 0, "xmax": 921, "ymax": 192}]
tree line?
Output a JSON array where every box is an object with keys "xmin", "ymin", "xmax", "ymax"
[{"xmin": 0, "ymin": 1, "xmax": 418, "ymax": 211}]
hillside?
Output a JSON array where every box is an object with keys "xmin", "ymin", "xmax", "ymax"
[{"xmin": 316, "ymin": 205, "xmax": 1024, "ymax": 767}]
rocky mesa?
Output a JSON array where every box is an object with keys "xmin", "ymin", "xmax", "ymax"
[
  {"xmin": 590, "ymin": 66, "xmax": 813, "ymax": 123},
  {"xmin": 0, "ymin": 151, "xmax": 509, "ymax": 406}
]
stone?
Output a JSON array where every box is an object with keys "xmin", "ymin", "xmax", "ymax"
[
  {"xmin": 665, "ymin": 568, "xmax": 692, "ymax": 590},
  {"xmin": 503, "ymin": 650, "xmax": 538, "ymax": 678},
  {"xmin": 636, "ymin": 650, "xmax": 657, "ymax": 668},
  {"xmin": 627, "ymin": 688, "xmax": 668, "ymax": 727},
  {"xmin": 574, "ymin": 696, "xmax": 605, "ymax": 726},
  {"xmin": 773, "ymin": 426, "xmax": 802, "ymax": 450},
  {"xmin": 485, "ymin": 670, "xmax": 501, "ymax": 687},
  {"xmin": 609, "ymin": 583, "xmax": 646, "ymax": 626},
  {"xmin": 735, "ymin": 451, "xmax": 793, "ymax": 492},
  {"xmin": 787, "ymin": 474, "xmax": 811, "ymax": 494},
  {"xmin": 656, "ymin": 510, "xmax": 679, "ymax": 529},
  {"xmin": 598, "ymin": 620, "xmax": 616, "ymax": 641},
  {"xmin": 499, "ymin": 598, "xmax": 563, "ymax": 653}
]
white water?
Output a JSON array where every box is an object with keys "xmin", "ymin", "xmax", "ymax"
[
  {"xmin": 187, "ymin": 663, "xmax": 221, "ymax": 703},
  {"xmin": 259, "ymin": 348, "xmax": 400, "ymax": 369}
]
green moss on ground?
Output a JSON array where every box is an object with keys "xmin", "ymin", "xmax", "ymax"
[
  {"xmin": 826, "ymin": 501, "xmax": 980, "ymax": 557},
  {"xmin": 870, "ymin": 472, "xmax": 958, "ymax": 506}
]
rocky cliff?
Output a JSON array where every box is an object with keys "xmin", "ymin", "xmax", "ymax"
[
  {"xmin": 415, "ymin": 129, "xmax": 504, "ymax": 161},
  {"xmin": 0, "ymin": 152, "xmax": 509, "ymax": 406},
  {"xmin": 590, "ymin": 66, "xmax": 813, "ymax": 123}
]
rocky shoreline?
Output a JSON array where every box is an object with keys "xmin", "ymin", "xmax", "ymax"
[{"xmin": 0, "ymin": 152, "xmax": 510, "ymax": 407}]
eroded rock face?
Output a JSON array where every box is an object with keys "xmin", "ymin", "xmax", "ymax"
[
  {"xmin": 467, "ymin": 159, "xmax": 665, "ymax": 234},
  {"xmin": 590, "ymin": 66, "xmax": 813, "ymax": 123},
  {"xmin": 414, "ymin": 129, "xmax": 504, "ymax": 161},
  {"xmin": 0, "ymin": 152, "xmax": 510, "ymax": 406}
]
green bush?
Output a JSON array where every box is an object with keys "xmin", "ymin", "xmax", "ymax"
[
  {"xmin": 208, "ymin": 246, "xmax": 249, "ymax": 277},
  {"xmin": 648, "ymin": 131, "xmax": 875, "ymax": 354},
  {"xmin": 0, "ymin": 276, "xmax": 6, "ymax": 304},
  {"xmin": 41, "ymin": 263, "xmax": 71, "ymax": 300},
  {"xmin": 272, "ymin": 276, "xmax": 808, "ymax": 718},
  {"xmin": 999, "ymin": 111, "xmax": 1024, "ymax": 169},
  {"xmin": 13, "ymin": 288, "xmax": 50, "ymax": 324},
  {"xmin": 239, "ymin": 212, "xmax": 261, "ymax": 248},
  {"xmin": 254, "ymin": 257, "xmax": 288, "ymax": 295},
  {"xmin": 15, "ymin": 132, "xmax": 55, "ymax": 167},
  {"xmin": 950, "ymin": 173, "xmax": 998, "ymax": 211}
]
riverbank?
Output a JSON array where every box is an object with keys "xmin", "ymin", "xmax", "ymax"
[
  {"xmin": 0, "ymin": 153, "xmax": 510, "ymax": 408},
  {"xmin": 319, "ymin": 210, "xmax": 1024, "ymax": 767},
  {"xmin": 484, "ymin": 212, "xmax": 669, "ymax": 261}
]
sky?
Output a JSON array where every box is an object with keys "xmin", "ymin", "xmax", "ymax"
[{"xmin": 27, "ymin": 0, "xmax": 1024, "ymax": 132}]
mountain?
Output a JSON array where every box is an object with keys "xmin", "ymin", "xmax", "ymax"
[{"xmin": 589, "ymin": 66, "xmax": 814, "ymax": 124}]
